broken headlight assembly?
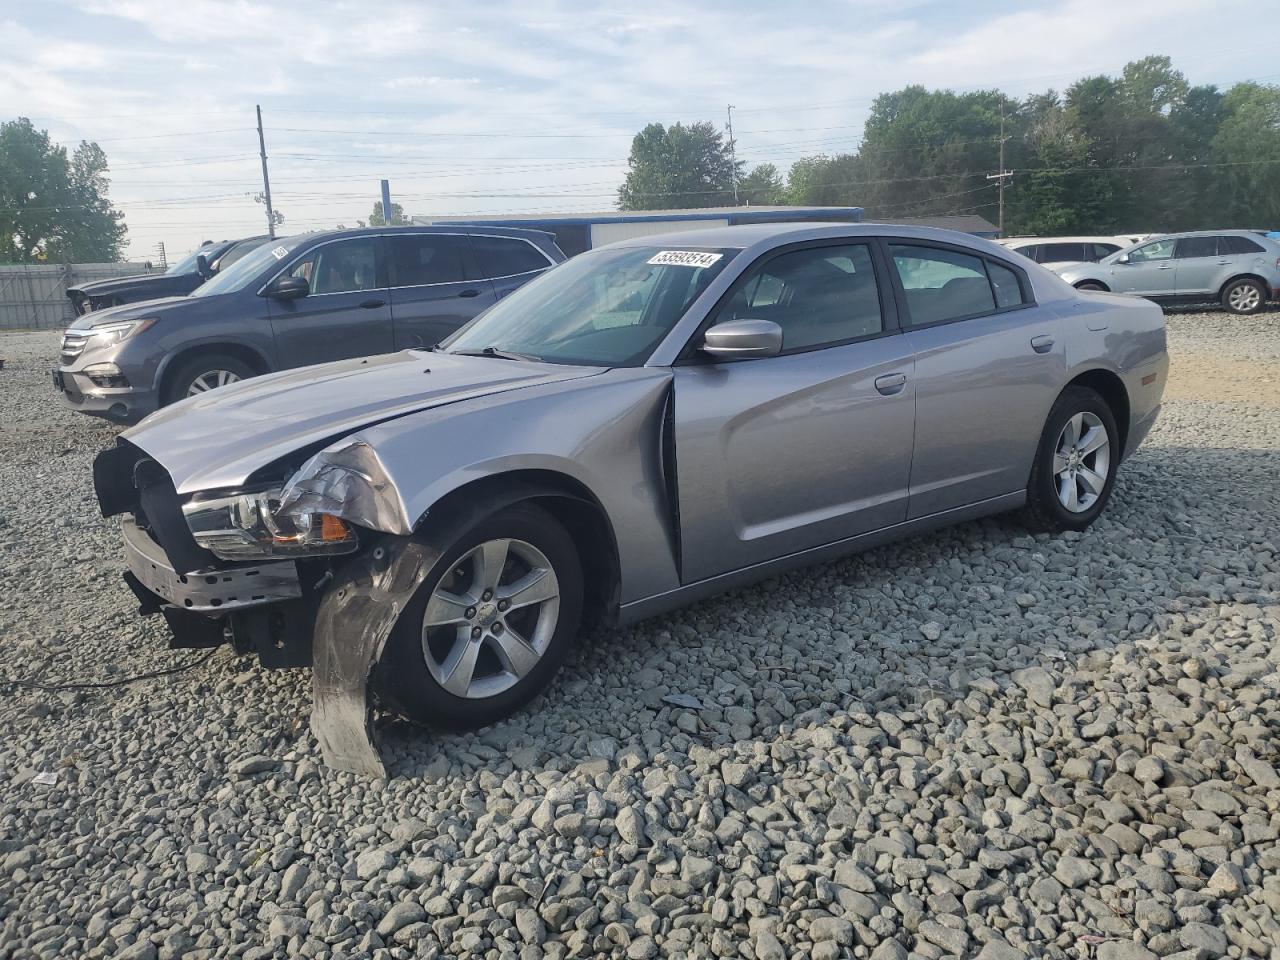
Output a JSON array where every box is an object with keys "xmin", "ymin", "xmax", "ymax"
[{"xmin": 182, "ymin": 487, "xmax": 359, "ymax": 561}]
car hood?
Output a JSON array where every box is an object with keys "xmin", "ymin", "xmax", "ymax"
[
  {"xmin": 123, "ymin": 350, "xmax": 604, "ymax": 494},
  {"xmin": 68, "ymin": 272, "xmax": 196, "ymax": 298},
  {"xmin": 66, "ymin": 295, "xmax": 202, "ymax": 330}
]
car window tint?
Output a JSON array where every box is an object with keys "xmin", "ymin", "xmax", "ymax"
[
  {"xmin": 1127, "ymin": 239, "xmax": 1175, "ymax": 262},
  {"xmin": 1041, "ymin": 243, "xmax": 1085, "ymax": 262},
  {"xmin": 718, "ymin": 244, "xmax": 884, "ymax": 351},
  {"xmin": 1092, "ymin": 244, "xmax": 1120, "ymax": 260},
  {"xmin": 470, "ymin": 236, "xmax": 549, "ymax": 278},
  {"xmin": 890, "ymin": 244, "xmax": 996, "ymax": 326},
  {"xmin": 987, "ymin": 261, "xmax": 1025, "ymax": 308},
  {"xmin": 390, "ymin": 235, "xmax": 468, "ymax": 286},
  {"xmin": 1175, "ymin": 236, "xmax": 1219, "ymax": 259},
  {"xmin": 291, "ymin": 238, "xmax": 379, "ymax": 294},
  {"xmin": 1011, "ymin": 244, "xmax": 1040, "ymax": 261},
  {"xmin": 1222, "ymin": 235, "xmax": 1265, "ymax": 255}
]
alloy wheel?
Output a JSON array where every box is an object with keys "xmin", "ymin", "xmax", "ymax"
[
  {"xmin": 1228, "ymin": 283, "xmax": 1261, "ymax": 312},
  {"xmin": 1053, "ymin": 411, "xmax": 1111, "ymax": 513},
  {"xmin": 186, "ymin": 369, "xmax": 242, "ymax": 395},
  {"xmin": 420, "ymin": 538, "xmax": 560, "ymax": 699}
]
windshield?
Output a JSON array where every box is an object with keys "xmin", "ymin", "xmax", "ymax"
[
  {"xmin": 191, "ymin": 236, "xmax": 302, "ymax": 297},
  {"xmin": 443, "ymin": 245, "xmax": 738, "ymax": 366}
]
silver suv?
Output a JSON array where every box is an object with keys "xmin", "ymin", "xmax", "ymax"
[{"xmin": 1054, "ymin": 230, "xmax": 1280, "ymax": 314}]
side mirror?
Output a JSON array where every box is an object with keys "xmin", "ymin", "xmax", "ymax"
[
  {"xmin": 195, "ymin": 253, "xmax": 212, "ymax": 278},
  {"xmin": 266, "ymin": 275, "xmax": 309, "ymax": 300},
  {"xmin": 702, "ymin": 318, "xmax": 783, "ymax": 359},
  {"xmin": 1115, "ymin": 255, "xmax": 1131, "ymax": 264}
]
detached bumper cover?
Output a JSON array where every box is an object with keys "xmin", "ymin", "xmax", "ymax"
[{"xmin": 122, "ymin": 516, "xmax": 302, "ymax": 613}]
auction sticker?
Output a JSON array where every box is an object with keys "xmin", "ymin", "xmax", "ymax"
[
  {"xmin": 647, "ymin": 250, "xmax": 723, "ymax": 268},
  {"xmin": 271, "ymin": 245, "xmax": 289, "ymax": 259}
]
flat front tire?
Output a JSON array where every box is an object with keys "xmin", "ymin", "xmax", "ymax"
[
  {"xmin": 373, "ymin": 503, "xmax": 583, "ymax": 730},
  {"xmin": 1023, "ymin": 386, "xmax": 1120, "ymax": 532}
]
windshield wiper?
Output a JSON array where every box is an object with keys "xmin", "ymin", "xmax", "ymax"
[{"xmin": 450, "ymin": 346, "xmax": 539, "ymax": 362}]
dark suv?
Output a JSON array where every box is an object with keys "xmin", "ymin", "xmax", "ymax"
[
  {"xmin": 53, "ymin": 226, "xmax": 565, "ymax": 422},
  {"xmin": 66, "ymin": 236, "xmax": 271, "ymax": 315}
]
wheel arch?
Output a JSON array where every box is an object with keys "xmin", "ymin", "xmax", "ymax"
[
  {"xmin": 157, "ymin": 341, "xmax": 272, "ymax": 401},
  {"xmin": 1218, "ymin": 273, "xmax": 1269, "ymax": 297},
  {"xmin": 1063, "ymin": 367, "xmax": 1130, "ymax": 455},
  {"xmin": 1074, "ymin": 279, "xmax": 1111, "ymax": 292},
  {"xmin": 412, "ymin": 469, "xmax": 622, "ymax": 630}
]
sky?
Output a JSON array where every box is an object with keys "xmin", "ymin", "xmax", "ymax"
[{"xmin": 4, "ymin": 0, "xmax": 1278, "ymax": 262}]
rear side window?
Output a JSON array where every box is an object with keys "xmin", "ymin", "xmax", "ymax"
[
  {"xmin": 1175, "ymin": 236, "xmax": 1219, "ymax": 259},
  {"xmin": 890, "ymin": 245, "xmax": 996, "ymax": 326},
  {"xmin": 1222, "ymin": 235, "xmax": 1265, "ymax": 255},
  {"xmin": 470, "ymin": 236, "xmax": 551, "ymax": 278},
  {"xmin": 389, "ymin": 235, "xmax": 469, "ymax": 286},
  {"xmin": 987, "ymin": 261, "xmax": 1026, "ymax": 308},
  {"xmin": 1040, "ymin": 242, "xmax": 1086, "ymax": 262},
  {"xmin": 717, "ymin": 243, "xmax": 884, "ymax": 351}
]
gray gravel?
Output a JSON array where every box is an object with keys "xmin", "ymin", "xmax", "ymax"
[{"xmin": 1, "ymin": 311, "xmax": 1278, "ymax": 959}]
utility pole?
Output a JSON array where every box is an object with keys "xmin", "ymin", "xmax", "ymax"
[
  {"xmin": 154, "ymin": 241, "xmax": 167, "ymax": 271},
  {"xmin": 726, "ymin": 104, "xmax": 739, "ymax": 205},
  {"xmin": 256, "ymin": 105, "xmax": 276, "ymax": 240},
  {"xmin": 986, "ymin": 107, "xmax": 1013, "ymax": 236},
  {"xmin": 381, "ymin": 179, "xmax": 393, "ymax": 225}
]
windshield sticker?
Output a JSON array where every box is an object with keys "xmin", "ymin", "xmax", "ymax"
[
  {"xmin": 647, "ymin": 250, "xmax": 723, "ymax": 268},
  {"xmin": 271, "ymin": 245, "xmax": 289, "ymax": 259}
]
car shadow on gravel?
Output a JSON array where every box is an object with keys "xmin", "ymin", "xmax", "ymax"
[{"xmin": 370, "ymin": 442, "xmax": 1279, "ymax": 781}]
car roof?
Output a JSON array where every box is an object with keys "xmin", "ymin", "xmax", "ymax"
[
  {"xmin": 606, "ymin": 221, "xmax": 1011, "ymax": 252},
  {"xmin": 288, "ymin": 224, "xmax": 557, "ymax": 245},
  {"xmin": 1142, "ymin": 228, "xmax": 1276, "ymax": 241},
  {"xmin": 1001, "ymin": 236, "xmax": 1127, "ymax": 245}
]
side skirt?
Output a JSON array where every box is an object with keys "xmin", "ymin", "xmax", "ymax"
[{"xmin": 617, "ymin": 490, "xmax": 1026, "ymax": 626}]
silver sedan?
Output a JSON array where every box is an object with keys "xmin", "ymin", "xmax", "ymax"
[{"xmin": 92, "ymin": 223, "xmax": 1168, "ymax": 774}]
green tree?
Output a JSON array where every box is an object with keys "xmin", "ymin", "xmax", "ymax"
[
  {"xmin": 0, "ymin": 117, "xmax": 125, "ymax": 262},
  {"xmin": 784, "ymin": 153, "xmax": 863, "ymax": 205},
  {"xmin": 737, "ymin": 163, "xmax": 784, "ymax": 205},
  {"xmin": 363, "ymin": 199, "xmax": 410, "ymax": 226},
  {"xmin": 618, "ymin": 122, "xmax": 740, "ymax": 209},
  {"xmin": 1208, "ymin": 82, "xmax": 1280, "ymax": 227}
]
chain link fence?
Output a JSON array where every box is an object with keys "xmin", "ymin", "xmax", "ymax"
[{"xmin": 0, "ymin": 262, "xmax": 159, "ymax": 330}]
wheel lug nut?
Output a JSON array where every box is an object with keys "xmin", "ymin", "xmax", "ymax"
[
  {"xmin": 493, "ymin": 622, "xmax": 504, "ymax": 634},
  {"xmin": 482, "ymin": 589, "xmax": 493, "ymax": 602},
  {"xmin": 465, "ymin": 607, "xmax": 476, "ymax": 620},
  {"xmin": 497, "ymin": 600, "xmax": 509, "ymax": 611},
  {"xmin": 471, "ymin": 626, "xmax": 482, "ymax": 639}
]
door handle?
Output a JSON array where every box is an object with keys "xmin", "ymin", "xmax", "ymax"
[
  {"xmin": 359, "ymin": 298, "xmax": 385, "ymax": 309},
  {"xmin": 458, "ymin": 289, "xmax": 481, "ymax": 298},
  {"xmin": 874, "ymin": 373, "xmax": 907, "ymax": 395},
  {"xmin": 1030, "ymin": 334, "xmax": 1055, "ymax": 353},
  {"xmin": 1157, "ymin": 265, "xmax": 1173, "ymax": 270}
]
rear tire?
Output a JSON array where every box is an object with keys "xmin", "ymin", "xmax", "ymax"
[
  {"xmin": 1075, "ymin": 281, "xmax": 1107, "ymax": 292},
  {"xmin": 162, "ymin": 353, "xmax": 256, "ymax": 405},
  {"xmin": 373, "ymin": 502, "xmax": 582, "ymax": 730},
  {"xmin": 1023, "ymin": 386, "xmax": 1119, "ymax": 533},
  {"xmin": 1221, "ymin": 277, "xmax": 1266, "ymax": 315}
]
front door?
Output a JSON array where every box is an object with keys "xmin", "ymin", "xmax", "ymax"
[
  {"xmin": 268, "ymin": 236, "xmax": 393, "ymax": 368},
  {"xmin": 673, "ymin": 241, "xmax": 916, "ymax": 584},
  {"xmin": 387, "ymin": 233, "xmax": 496, "ymax": 350},
  {"xmin": 885, "ymin": 242, "xmax": 1066, "ymax": 518},
  {"xmin": 1172, "ymin": 235, "xmax": 1222, "ymax": 296},
  {"xmin": 1111, "ymin": 238, "xmax": 1176, "ymax": 296}
]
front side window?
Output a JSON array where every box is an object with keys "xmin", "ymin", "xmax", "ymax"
[
  {"xmin": 471, "ymin": 236, "xmax": 550, "ymax": 278},
  {"xmin": 443, "ymin": 245, "xmax": 736, "ymax": 366},
  {"xmin": 1126, "ymin": 239, "xmax": 1175, "ymax": 263},
  {"xmin": 1175, "ymin": 236, "xmax": 1219, "ymax": 259},
  {"xmin": 291, "ymin": 238, "xmax": 379, "ymax": 295},
  {"xmin": 890, "ymin": 244, "xmax": 997, "ymax": 326},
  {"xmin": 389, "ymin": 235, "xmax": 468, "ymax": 286},
  {"xmin": 714, "ymin": 244, "xmax": 884, "ymax": 351}
]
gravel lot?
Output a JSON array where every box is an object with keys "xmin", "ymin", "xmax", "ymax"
[{"xmin": 1, "ymin": 311, "xmax": 1277, "ymax": 960}]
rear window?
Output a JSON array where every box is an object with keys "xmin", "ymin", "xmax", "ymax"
[
  {"xmin": 470, "ymin": 236, "xmax": 551, "ymax": 278},
  {"xmin": 1222, "ymin": 235, "xmax": 1265, "ymax": 255},
  {"xmin": 1040, "ymin": 243, "xmax": 1086, "ymax": 262}
]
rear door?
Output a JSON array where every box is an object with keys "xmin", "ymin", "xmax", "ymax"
[
  {"xmin": 673, "ymin": 240, "xmax": 916, "ymax": 583},
  {"xmin": 1112, "ymin": 238, "xmax": 1176, "ymax": 295},
  {"xmin": 1172, "ymin": 236, "xmax": 1222, "ymax": 295},
  {"xmin": 267, "ymin": 236, "xmax": 394, "ymax": 368},
  {"xmin": 469, "ymin": 234, "xmax": 558, "ymax": 300},
  {"xmin": 387, "ymin": 233, "xmax": 494, "ymax": 350},
  {"xmin": 886, "ymin": 241, "xmax": 1064, "ymax": 518}
]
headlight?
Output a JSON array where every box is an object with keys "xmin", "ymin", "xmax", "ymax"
[
  {"xmin": 87, "ymin": 318, "xmax": 156, "ymax": 347},
  {"xmin": 276, "ymin": 438, "xmax": 409, "ymax": 535},
  {"xmin": 183, "ymin": 486, "xmax": 358, "ymax": 560}
]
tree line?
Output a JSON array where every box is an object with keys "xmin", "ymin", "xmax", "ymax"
[{"xmin": 618, "ymin": 56, "xmax": 1280, "ymax": 235}]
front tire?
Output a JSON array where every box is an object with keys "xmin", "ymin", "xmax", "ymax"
[
  {"xmin": 163, "ymin": 353, "xmax": 256, "ymax": 405},
  {"xmin": 1221, "ymin": 277, "xmax": 1266, "ymax": 315},
  {"xmin": 1024, "ymin": 386, "xmax": 1119, "ymax": 532},
  {"xmin": 373, "ymin": 503, "xmax": 582, "ymax": 730}
]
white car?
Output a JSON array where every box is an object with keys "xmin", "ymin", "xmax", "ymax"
[{"xmin": 999, "ymin": 236, "xmax": 1138, "ymax": 265}]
